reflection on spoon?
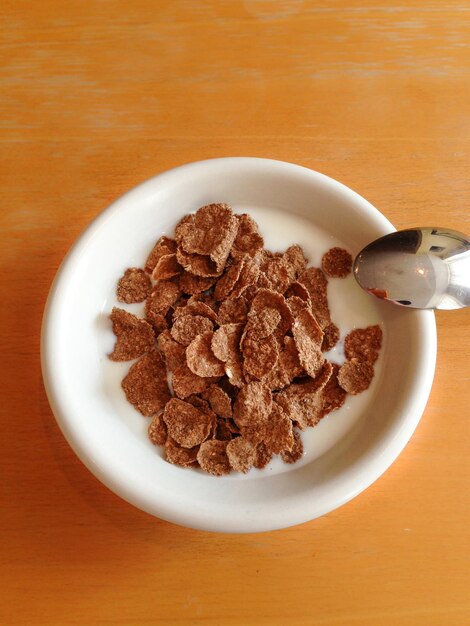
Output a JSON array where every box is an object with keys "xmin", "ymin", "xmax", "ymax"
[{"xmin": 353, "ymin": 228, "xmax": 470, "ymax": 310}]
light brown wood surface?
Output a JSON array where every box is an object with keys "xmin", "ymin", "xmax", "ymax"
[{"xmin": 1, "ymin": 1, "xmax": 470, "ymax": 624}]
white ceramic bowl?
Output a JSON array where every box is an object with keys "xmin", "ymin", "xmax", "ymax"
[{"xmin": 41, "ymin": 158, "xmax": 436, "ymax": 533}]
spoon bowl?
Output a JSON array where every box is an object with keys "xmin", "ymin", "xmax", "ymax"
[{"xmin": 354, "ymin": 228, "xmax": 470, "ymax": 310}]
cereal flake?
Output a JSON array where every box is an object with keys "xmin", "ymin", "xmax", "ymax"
[
  {"xmin": 280, "ymin": 429, "xmax": 304, "ymax": 464},
  {"xmin": 298, "ymin": 267, "xmax": 330, "ymax": 329},
  {"xmin": 337, "ymin": 358, "xmax": 374, "ymax": 395},
  {"xmin": 109, "ymin": 307, "xmax": 155, "ymax": 361},
  {"xmin": 148, "ymin": 413, "xmax": 168, "ymax": 446},
  {"xmin": 151, "ymin": 254, "xmax": 183, "ymax": 281},
  {"xmin": 291, "ymin": 308, "xmax": 325, "ymax": 378},
  {"xmin": 163, "ymin": 398, "xmax": 215, "ymax": 448},
  {"xmin": 186, "ymin": 331, "xmax": 225, "ymax": 378},
  {"xmin": 121, "ymin": 350, "xmax": 170, "ymax": 416},
  {"xmin": 197, "ymin": 440, "xmax": 231, "ymax": 476},
  {"xmin": 322, "ymin": 247, "xmax": 353, "ymax": 278},
  {"xmin": 344, "ymin": 325, "xmax": 383, "ymax": 364},
  {"xmin": 117, "ymin": 268, "xmax": 152, "ymax": 303},
  {"xmin": 171, "ymin": 314, "xmax": 214, "ymax": 346},
  {"xmin": 145, "ymin": 236, "xmax": 177, "ymax": 274},
  {"xmin": 176, "ymin": 204, "xmax": 239, "ymax": 272},
  {"xmin": 226, "ymin": 437, "xmax": 257, "ymax": 473},
  {"xmin": 233, "ymin": 382, "xmax": 272, "ymax": 442}
]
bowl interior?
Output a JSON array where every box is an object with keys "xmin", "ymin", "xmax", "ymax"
[{"xmin": 42, "ymin": 158, "xmax": 436, "ymax": 532}]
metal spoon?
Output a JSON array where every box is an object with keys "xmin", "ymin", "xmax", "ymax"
[{"xmin": 353, "ymin": 228, "xmax": 470, "ymax": 310}]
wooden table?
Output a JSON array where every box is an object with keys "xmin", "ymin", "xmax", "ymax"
[{"xmin": 2, "ymin": 2, "xmax": 469, "ymax": 624}]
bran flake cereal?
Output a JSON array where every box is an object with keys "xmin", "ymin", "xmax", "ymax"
[
  {"xmin": 148, "ymin": 413, "xmax": 168, "ymax": 446},
  {"xmin": 261, "ymin": 256, "xmax": 295, "ymax": 293},
  {"xmin": 151, "ymin": 254, "xmax": 182, "ymax": 281},
  {"xmin": 215, "ymin": 418, "xmax": 235, "ymax": 441},
  {"xmin": 320, "ymin": 363, "xmax": 348, "ymax": 416},
  {"xmin": 285, "ymin": 281, "xmax": 310, "ymax": 302},
  {"xmin": 211, "ymin": 323, "xmax": 243, "ymax": 363},
  {"xmin": 117, "ymin": 268, "xmax": 152, "ymax": 303},
  {"xmin": 280, "ymin": 430, "xmax": 304, "ymax": 464},
  {"xmin": 146, "ymin": 312, "xmax": 169, "ymax": 334},
  {"xmin": 263, "ymin": 403, "xmax": 294, "ymax": 455},
  {"xmin": 241, "ymin": 334, "xmax": 278, "ymax": 380},
  {"xmin": 263, "ymin": 336, "xmax": 303, "ymax": 391},
  {"xmin": 176, "ymin": 204, "xmax": 238, "ymax": 272},
  {"xmin": 171, "ymin": 314, "xmax": 214, "ymax": 346},
  {"xmin": 217, "ymin": 297, "xmax": 248, "ymax": 325},
  {"xmin": 145, "ymin": 236, "xmax": 177, "ymax": 274},
  {"xmin": 173, "ymin": 298, "xmax": 218, "ymax": 323},
  {"xmin": 226, "ymin": 437, "xmax": 257, "ymax": 473},
  {"xmin": 254, "ymin": 442, "xmax": 273, "ymax": 469},
  {"xmin": 108, "ymin": 203, "xmax": 382, "ymax": 475},
  {"xmin": 197, "ymin": 440, "xmax": 231, "ymax": 476},
  {"xmin": 109, "ymin": 307, "xmax": 155, "ymax": 361},
  {"xmin": 171, "ymin": 363, "xmax": 218, "ymax": 399},
  {"xmin": 178, "ymin": 271, "xmax": 216, "ymax": 295},
  {"xmin": 145, "ymin": 281, "xmax": 181, "ymax": 317},
  {"xmin": 165, "ymin": 438, "xmax": 199, "ymax": 467},
  {"xmin": 213, "ymin": 258, "xmax": 244, "ymax": 301},
  {"xmin": 176, "ymin": 247, "xmax": 220, "ymax": 278},
  {"xmin": 233, "ymin": 381, "xmax": 272, "ymax": 443},
  {"xmin": 298, "ymin": 267, "xmax": 331, "ymax": 330},
  {"xmin": 210, "ymin": 324, "xmax": 245, "ymax": 387},
  {"xmin": 163, "ymin": 398, "xmax": 214, "ymax": 448},
  {"xmin": 244, "ymin": 307, "xmax": 281, "ymax": 340},
  {"xmin": 230, "ymin": 213, "xmax": 264, "ymax": 259},
  {"xmin": 230, "ymin": 256, "xmax": 260, "ymax": 299},
  {"xmin": 275, "ymin": 362, "xmax": 333, "ymax": 430},
  {"xmin": 249, "ymin": 288, "xmax": 292, "ymax": 335},
  {"xmin": 321, "ymin": 247, "xmax": 353, "ymax": 278},
  {"xmin": 337, "ymin": 358, "xmax": 375, "ymax": 395},
  {"xmin": 286, "ymin": 295, "xmax": 310, "ymax": 319},
  {"xmin": 291, "ymin": 307, "xmax": 325, "ymax": 378},
  {"xmin": 186, "ymin": 331, "xmax": 225, "ymax": 377},
  {"xmin": 283, "ymin": 244, "xmax": 308, "ymax": 278},
  {"xmin": 156, "ymin": 330, "xmax": 186, "ymax": 372},
  {"xmin": 344, "ymin": 325, "xmax": 383, "ymax": 364},
  {"xmin": 202, "ymin": 385, "xmax": 232, "ymax": 418},
  {"xmin": 121, "ymin": 351, "xmax": 170, "ymax": 416},
  {"xmin": 321, "ymin": 322, "xmax": 340, "ymax": 352}
]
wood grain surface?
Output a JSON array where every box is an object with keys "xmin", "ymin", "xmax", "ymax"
[{"xmin": 1, "ymin": 1, "xmax": 469, "ymax": 625}]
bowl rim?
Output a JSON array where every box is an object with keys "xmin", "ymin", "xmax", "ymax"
[{"xmin": 41, "ymin": 157, "xmax": 437, "ymax": 532}]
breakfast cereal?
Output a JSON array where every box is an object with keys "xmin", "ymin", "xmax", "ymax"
[
  {"xmin": 230, "ymin": 213, "xmax": 264, "ymax": 259},
  {"xmin": 202, "ymin": 385, "xmax": 232, "ymax": 418},
  {"xmin": 122, "ymin": 350, "xmax": 170, "ymax": 416},
  {"xmin": 163, "ymin": 398, "xmax": 215, "ymax": 448},
  {"xmin": 298, "ymin": 267, "xmax": 330, "ymax": 329},
  {"xmin": 186, "ymin": 331, "xmax": 225, "ymax": 377},
  {"xmin": 145, "ymin": 236, "xmax": 177, "ymax": 274},
  {"xmin": 197, "ymin": 440, "xmax": 231, "ymax": 476},
  {"xmin": 291, "ymin": 308, "xmax": 325, "ymax": 378},
  {"xmin": 337, "ymin": 358, "xmax": 375, "ymax": 395},
  {"xmin": 165, "ymin": 438, "xmax": 199, "ymax": 467},
  {"xmin": 148, "ymin": 413, "xmax": 167, "ymax": 446},
  {"xmin": 117, "ymin": 268, "xmax": 152, "ymax": 303},
  {"xmin": 109, "ymin": 308, "xmax": 155, "ymax": 361},
  {"xmin": 322, "ymin": 247, "xmax": 353, "ymax": 278},
  {"xmin": 151, "ymin": 254, "xmax": 182, "ymax": 281},
  {"xmin": 280, "ymin": 430, "xmax": 304, "ymax": 464},
  {"xmin": 170, "ymin": 314, "xmax": 214, "ymax": 346},
  {"xmin": 344, "ymin": 325, "xmax": 382, "ymax": 364},
  {"xmin": 226, "ymin": 437, "xmax": 257, "ymax": 473},
  {"xmin": 108, "ymin": 203, "xmax": 383, "ymax": 475}
]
